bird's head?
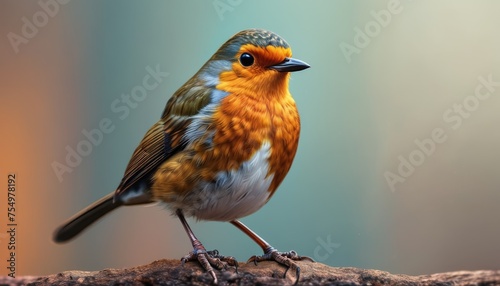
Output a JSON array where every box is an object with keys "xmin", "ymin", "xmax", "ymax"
[{"xmin": 198, "ymin": 29, "xmax": 310, "ymax": 99}]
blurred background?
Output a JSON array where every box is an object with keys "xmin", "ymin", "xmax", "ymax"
[{"xmin": 1, "ymin": 0, "xmax": 499, "ymax": 277}]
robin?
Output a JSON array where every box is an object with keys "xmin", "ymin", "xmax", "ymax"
[{"xmin": 54, "ymin": 28, "xmax": 311, "ymax": 284}]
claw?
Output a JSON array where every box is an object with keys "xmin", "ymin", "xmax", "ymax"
[
  {"xmin": 283, "ymin": 265, "xmax": 301, "ymax": 282},
  {"xmin": 208, "ymin": 269, "xmax": 218, "ymax": 285},
  {"xmin": 300, "ymin": 256, "xmax": 316, "ymax": 262},
  {"xmin": 181, "ymin": 248, "xmax": 238, "ymax": 284},
  {"xmin": 246, "ymin": 249, "xmax": 312, "ymax": 284},
  {"xmin": 246, "ymin": 255, "xmax": 259, "ymax": 265},
  {"xmin": 206, "ymin": 250, "xmax": 239, "ymax": 271}
]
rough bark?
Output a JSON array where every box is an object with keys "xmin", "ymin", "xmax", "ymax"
[{"xmin": 1, "ymin": 259, "xmax": 499, "ymax": 285}]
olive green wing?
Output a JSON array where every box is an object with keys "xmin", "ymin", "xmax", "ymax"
[{"xmin": 114, "ymin": 77, "xmax": 212, "ymax": 202}]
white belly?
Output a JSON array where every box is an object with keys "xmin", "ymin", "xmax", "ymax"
[{"xmin": 176, "ymin": 142, "xmax": 274, "ymax": 221}]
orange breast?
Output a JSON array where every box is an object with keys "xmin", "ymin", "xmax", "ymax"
[
  {"xmin": 203, "ymin": 89, "xmax": 300, "ymax": 195},
  {"xmin": 265, "ymin": 94, "xmax": 301, "ymax": 194},
  {"xmin": 151, "ymin": 89, "xmax": 299, "ymax": 208}
]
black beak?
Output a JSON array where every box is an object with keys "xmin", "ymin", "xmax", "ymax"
[{"xmin": 268, "ymin": 57, "xmax": 310, "ymax": 72}]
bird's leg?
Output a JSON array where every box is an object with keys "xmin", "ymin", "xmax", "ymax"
[
  {"xmin": 231, "ymin": 220, "xmax": 314, "ymax": 284},
  {"xmin": 177, "ymin": 209, "xmax": 238, "ymax": 284}
]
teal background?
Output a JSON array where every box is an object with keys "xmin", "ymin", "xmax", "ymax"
[{"xmin": 1, "ymin": 0, "xmax": 499, "ymax": 276}]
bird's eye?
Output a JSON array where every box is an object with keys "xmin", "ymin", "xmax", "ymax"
[{"xmin": 239, "ymin": 53, "xmax": 254, "ymax": 67}]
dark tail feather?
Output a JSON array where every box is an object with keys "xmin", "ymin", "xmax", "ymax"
[{"xmin": 53, "ymin": 192, "xmax": 122, "ymax": 243}]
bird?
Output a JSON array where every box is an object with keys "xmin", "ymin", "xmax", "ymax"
[{"xmin": 53, "ymin": 28, "xmax": 311, "ymax": 284}]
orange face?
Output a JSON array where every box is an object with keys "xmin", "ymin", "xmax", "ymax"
[{"xmin": 217, "ymin": 44, "xmax": 294, "ymax": 101}]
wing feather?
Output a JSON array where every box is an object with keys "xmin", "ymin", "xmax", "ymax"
[{"xmin": 114, "ymin": 77, "xmax": 213, "ymax": 198}]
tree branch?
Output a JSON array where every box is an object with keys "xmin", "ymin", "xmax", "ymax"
[{"xmin": 1, "ymin": 259, "xmax": 499, "ymax": 285}]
